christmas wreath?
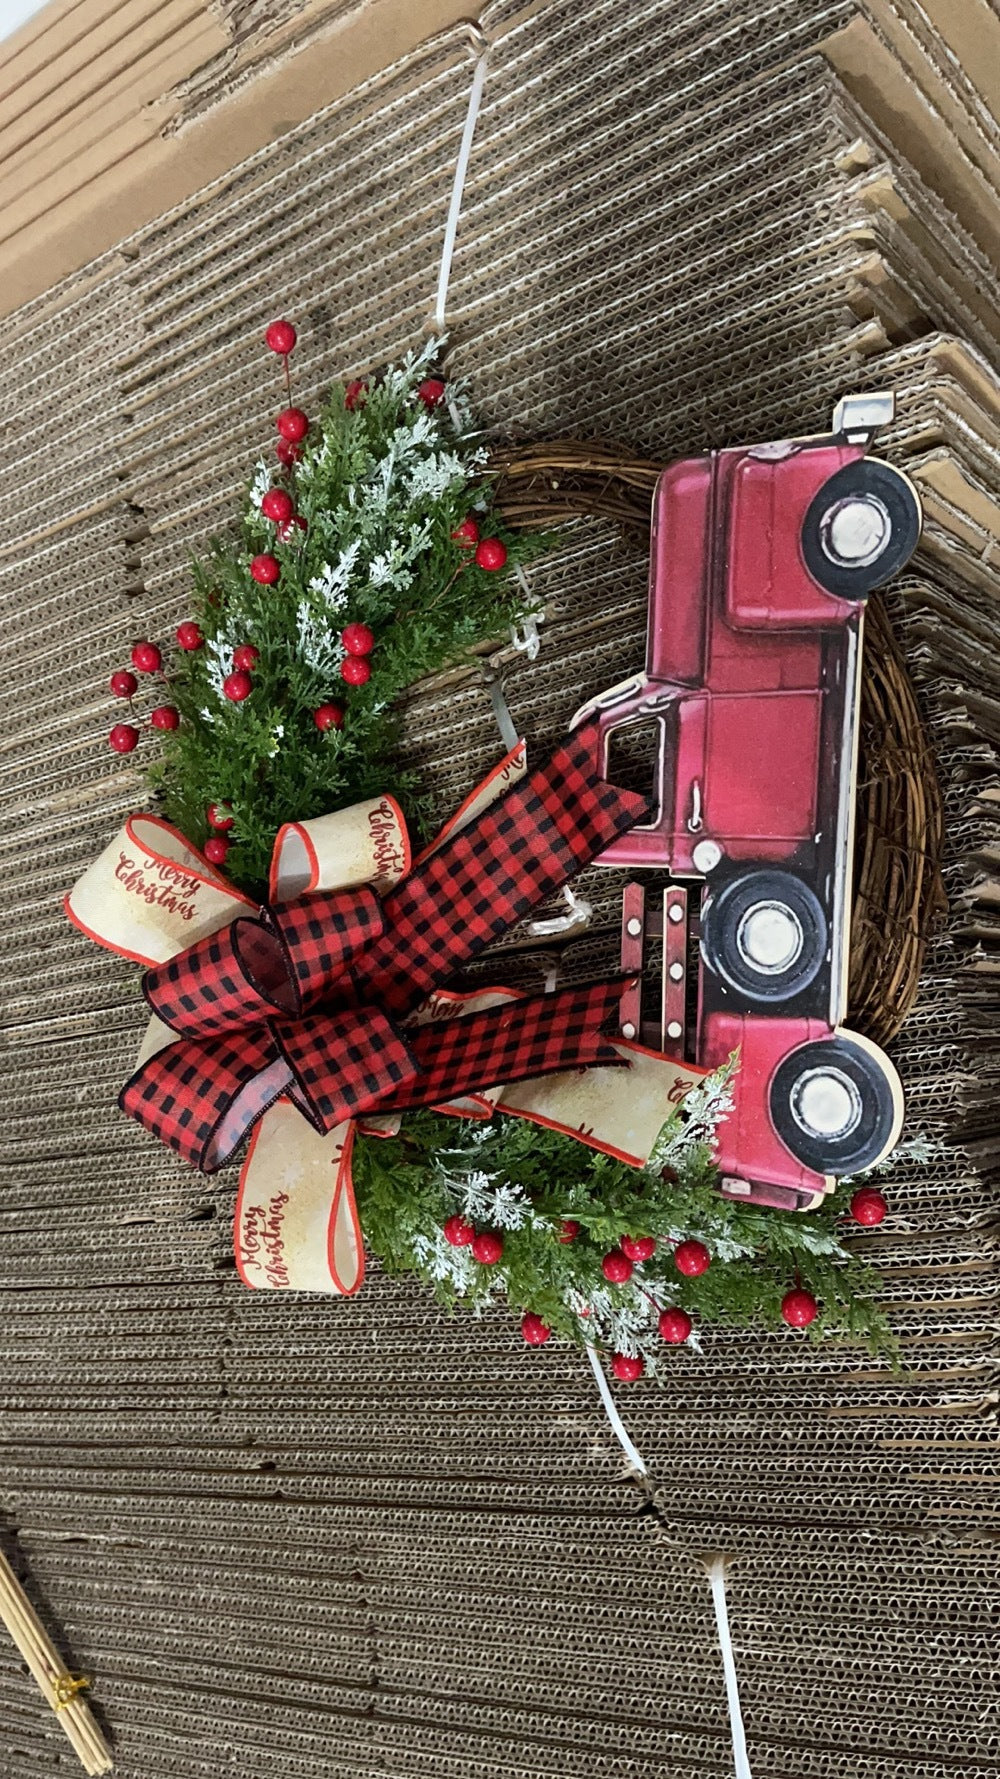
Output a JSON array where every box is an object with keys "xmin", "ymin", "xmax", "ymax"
[{"xmin": 80, "ymin": 323, "xmax": 907, "ymax": 1377}]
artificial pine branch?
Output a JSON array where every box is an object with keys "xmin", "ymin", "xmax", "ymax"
[{"xmin": 149, "ymin": 339, "xmax": 539, "ymax": 894}]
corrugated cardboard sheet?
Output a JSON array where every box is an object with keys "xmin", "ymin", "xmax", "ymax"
[{"xmin": 1, "ymin": 1, "xmax": 998, "ymax": 1775}]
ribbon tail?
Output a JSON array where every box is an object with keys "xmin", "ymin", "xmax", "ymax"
[
  {"xmin": 344, "ymin": 725, "xmax": 652, "ymax": 1013},
  {"xmin": 235, "ymin": 1101, "xmax": 364, "ymax": 1295},
  {"xmin": 367, "ymin": 979, "xmax": 631, "ymax": 1113}
]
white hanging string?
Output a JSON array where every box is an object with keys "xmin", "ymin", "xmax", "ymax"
[
  {"xmin": 433, "ymin": 32, "xmax": 490, "ymax": 336},
  {"xmin": 586, "ymin": 1348, "xmax": 754, "ymax": 1779}
]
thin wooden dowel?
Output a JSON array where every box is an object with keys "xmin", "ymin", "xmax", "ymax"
[{"xmin": 0, "ymin": 1546, "xmax": 113, "ymax": 1774}]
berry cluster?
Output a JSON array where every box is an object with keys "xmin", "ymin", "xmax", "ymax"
[
  {"xmin": 107, "ymin": 640, "xmax": 177, "ymax": 754},
  {"xmin": 434, "ymin": 1184, "xmax": 890, "ymax": 1381}
]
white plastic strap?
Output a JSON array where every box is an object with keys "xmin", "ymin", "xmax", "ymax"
[
  {"xmin": 586, "ymin": 1351, "xmax": 754, "ymax": 1779},
  {"xmin": 434, "ymin": 43, "xmax": 490, "ymax": 334},
  {"xmin": 585, "ymin": 1345, "xmax": 648, "ymax": 1476},
  {"xmin": 707, "ymin": 1556, "xmax": 753, "ymax": 1779}
]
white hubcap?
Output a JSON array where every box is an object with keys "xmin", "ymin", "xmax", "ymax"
[
  {"xmin": 821, "ymin": 494, "xmax": 891, "ymax": 567},
  {"xmin": 791, "ymin": 1067, "xmax": 863, "ymax": 1140},
  {"xmin": 736, "ymin": 901, "xmax": 803, "ymax": 974}
]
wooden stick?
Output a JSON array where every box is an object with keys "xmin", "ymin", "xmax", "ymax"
[{"xmin": 0, "ymin": 1545, "xmax": 113, "ymax": 1774}]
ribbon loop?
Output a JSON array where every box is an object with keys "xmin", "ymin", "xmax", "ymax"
[
  {"xmin": 268, "ymin": 887, "xmax": 383, "ymax": 1006},
  {"xmin": 144, "ymin": 922, "xmax": 282, "ymax": 1038},
  {"xmin": 121, "ymin": 1025, "xmax": 284, "ymax": 1171}
]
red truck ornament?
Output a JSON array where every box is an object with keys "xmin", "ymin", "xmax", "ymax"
[{"xmin": 571, "ymin": 395, "xmax": 923, "ymax": 1209}]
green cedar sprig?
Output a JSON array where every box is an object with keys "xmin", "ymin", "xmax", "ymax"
[
  {"xmin": 149, "ymin": 338, "xmax": 540, "ymax": 894},
  {"xmin": 352, "ymin": 1068, "xmax": 897, "ymax": 1370}
]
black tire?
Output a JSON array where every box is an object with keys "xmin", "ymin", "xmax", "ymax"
[
  {"xmin": 801, "ymin": 458, "xmax": 921, "ymax": 598},
  {"xmin": 770, "ymin": 1035, "xmax": 900, "ymax": 1176},
  {"xmin": 700, "ymin": 870, "xmax": 828, "ymax": 1004}
]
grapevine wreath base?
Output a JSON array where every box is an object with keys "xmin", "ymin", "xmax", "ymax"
[{"xmin": 74, "ymin": 331, "xmax": 946, "ymax": 1378}]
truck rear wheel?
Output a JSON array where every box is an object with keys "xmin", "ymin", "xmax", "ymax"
[
  {"xmin": 700, "ymin": 869, "xmax": 828, "ymax": 1004},
  {"xmin": 801, "ymin": 458, "xmax": 921, "ymax": 598},
  {"xmin": 769, "ymin": 1033, "xmax": 902, "ymax": 1176}
]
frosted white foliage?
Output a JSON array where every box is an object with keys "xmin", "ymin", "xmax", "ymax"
[
  {"xmin": 411, "ymin": 1227, "xmax": 477, "ymax": 1294},
  {"xmin": 204, "ymin": 637, "xmax": 235, "ymax": 701},
  {"xmin": 295, "ymin": 603, "xmax": 344, "ymax": 679},
  {"xmin": 368, "ymin": 520, "xmax": 433, "ymax": 592},
  {"xmin": 248, "ymin": 457, "xmax": 271, "ymax": 511},
  {"xmin": 710, "ymin": 1232, "xmax": 757, "ymax": 1263},
  {"xmin": 309, "ymin": 542, "xmax": 360, "ymax": 611},
  {"xmin": 648, "ymin": 1053, "xmax": 738, "ymax": 1172},
  {"xmin": 565, "ymin": 1283, "xmax": 660, "ymax": 1362},
  {"xmin": 382, "ymin": 335, "xmax": 441, "ymax": 401},
  {"xmin": 406, "ymin": 448, "xmax": 468, "ymax": 502},
  {"xmin": 452, "ymin": 1170, "xmax": 531, "ymax": 1232}
]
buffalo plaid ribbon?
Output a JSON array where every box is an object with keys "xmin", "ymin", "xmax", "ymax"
[{"xmin": 120, "ymin": 725, "xmax": 650, "ymax": 1171}]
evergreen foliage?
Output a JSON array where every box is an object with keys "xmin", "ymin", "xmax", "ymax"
[
  {"xmin": 353, "ymin": 1066, "xmax": 895, "ymax": 1368},
  {"xmin": 151, "ymin": 339, "xmax": 536, "ymax": 894}
]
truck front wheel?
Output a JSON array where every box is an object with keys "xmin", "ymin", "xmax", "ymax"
[{"xmin": 769, "ymin": 1033, "xmax": 903, "ymax": 1176}]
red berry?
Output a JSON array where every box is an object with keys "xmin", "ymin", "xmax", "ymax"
[
  {"xmin": 443, "ymin": 1214, "xmax": 475, "ymax": 1248},
  {"xmin": 278, "ymin": 515, "xmax": 307, "ymax": 542},
  {"xmin": 602, "ymin": 1250, "xmax": 633, "ymax": 1284},
  {"xmin": 471, "ymin": 1231, "xmax": 503, "ymax": 1265},
  {"xmin": 250, "ymin": 554, "xmax": 280, "ymax": 585},
  {"xmin": 558, "ymin": 1219, "xmax": 580, "ymax": 1244},
  {"xmin": 417, "ymin": 377, "xmax": 446, "ymax": 408},
  {"xmin": 207, "ymin": 802, "xmax": 234, "ymax": 831},
  {"xmin": 276, "ymin": 407, "xmax": 309, "ymax": 442},
  {"xmin": 233, "ymin": 645, "xmax": 260, "ymax": 672},
  {"xmin": 850, "ymin": 1187, "xmax": 887, "ymax": 1227},
  {"xmin": 611, "ymin": 1353, "xmax": 644, "ymax": 1382},
  {"xmin": 203, "ymin": 836, "xmax": 229, "ymax": 865},
  {"xmin": 314, "ymin": 703, "xmax": 345, "ymax": 732},
  {"xmin": 261, "ymin": 488, "xmax": 293, "ymax": 524},
  {"xmin": 131, "ymin": 640, "xmax": 162, "ymax": 674},
  {"xmin": 110, "ymin": 669, "xmax": 137, "ymax": 698},
  {"xmin": 475, "ymin": 538, "xmax": 507, "ymax": 571},
  {"xmin": 341, "ymin": 622, "xmax": 374, "ymax": 656},
  {"xmin": 521, "ymin": 1314, "xmax": 551, "ymax": 1346},
  {"xmin": 265, "ymin": 319, "xmax": 297, "ymax": 355},
  {"xmin": 781, "ymin": 1288, "xmax": 819, "ymax": 1329},
  {"xmin": 175, "ymin": 621, "xmax": 203, "ymax": 651},
  {"xmin": 340, "ymin": 654, "xmax": 371, "ymax": 687},
  {"xmin": 223, "ymin": 671, "xmax": 253, "ymax": 702},
  {"xmin": 451, "ymin": 518, "xmax": 480, "ymax": 547},
  {"xmin": 276, "ymin": 438, "xmax": 302, "ymax": 467},
  {"xmin": 344, "ymin": 379, "xmax": 368, "ymax": 411},
  {"xmin": 621, "ymin": 1234, "xmax": 656, "ymax": 1263},
  {"xmin": 150, "ymin": 704, "xmax": 179, "ymax": 731},
  {"xmin": 674, "ymin": 1239, "xmax": 711, "ymax": 1277},
  {"xmin": 108, "ymin": 723, "xmax": 139, "ymax": 754},
  {"xmin": 658, "ymin": 1307, "xmax": 693, "ymax": 1345}
]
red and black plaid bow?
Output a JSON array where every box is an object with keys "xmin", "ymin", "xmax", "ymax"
[{"xmin": 120, "ymin": 726, "xmax": 650, "ymax": 1171}]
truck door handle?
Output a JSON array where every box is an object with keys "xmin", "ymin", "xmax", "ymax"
[{"xmin": 687, "ymin": 780, "xmax": 703, "ymax": 832}]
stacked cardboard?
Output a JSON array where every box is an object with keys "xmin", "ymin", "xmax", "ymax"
[{"xmin": 1, "ymin": 2, "xmax": 998, "ymax": 1778}]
